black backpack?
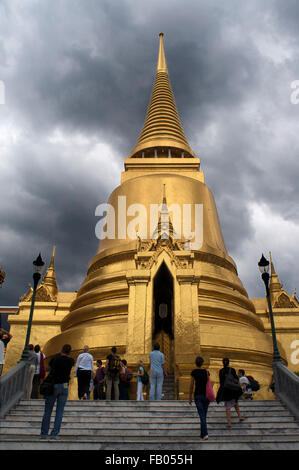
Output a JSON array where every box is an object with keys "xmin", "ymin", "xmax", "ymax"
[
  {"xmin": 247, "ymin": 376, "xmax": 260, "ymax": 392},
  {"xmin": 108, "ymin": 355, "xmax": 121, "ymax": 375},
  {"xmin": 141, "ymin": 370, "xmax": 149, "ymax": 385}
]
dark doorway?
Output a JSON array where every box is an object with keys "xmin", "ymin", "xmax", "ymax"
[{"xmin": 153, "ymin": 262, "xmax": 174, "ymax": 339}]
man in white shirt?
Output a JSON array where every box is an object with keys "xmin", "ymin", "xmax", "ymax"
[
  {"xmin": 74, "ymin": 346, "xmax": 94, "ymax": 400},
  {"xmin": 238, "ymin": 369, "xmax": 253, "ymax": 400},
  {"xmin": 31, "ymin": 345, "xmax": 46, "ymax": 398}
]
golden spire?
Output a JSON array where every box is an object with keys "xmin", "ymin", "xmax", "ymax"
[
  {"xmin": 157, "ymin": 32, "xmax": 168, "ymax": 72},
  {"xmin": 152, "ymin": 184, "xmax": 175, "ymax": 239},
  {"xmin": 41, "ymin": 245, "xmax": 58, "ymax": 299},
  {"xmin": 129, "ymin": 33, "xmax": 195, "ymax": 159},
  {"xmin": 20, "ymin": 246, "xmax": 58, "ymax": 302},
  {"xmin": 269, "ymin": 252, "xmax": 282, "ymax": 294}
]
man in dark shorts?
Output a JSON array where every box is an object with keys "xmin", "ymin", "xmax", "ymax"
[{"xmin": 40, "ymin": 344, "xmax": 74, "ymax": 439}]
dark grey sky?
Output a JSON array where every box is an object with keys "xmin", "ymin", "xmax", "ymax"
[{"xmin": 1, "ymin": 0, "xmax": 299, "ymax": 305}]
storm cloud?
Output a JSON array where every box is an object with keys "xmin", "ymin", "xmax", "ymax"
[{"xmin": 0, "ymin": 0, "xmax": 299, "ymax": 305}]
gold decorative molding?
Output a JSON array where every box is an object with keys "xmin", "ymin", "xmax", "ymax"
[
  {"xmin": 274, "ymin": 292, "xmax": 298, "ymax": 309},
  {"xmin": 135, "ymin": 233, "xmax": 194, "ymax": 271}
]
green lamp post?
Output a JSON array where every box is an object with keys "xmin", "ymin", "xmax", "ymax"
[
  {"xmin": 20, "ymin": 253, "xmax": 45, "ymax": 362},
  {"xmin": 258, "ymin": 254, "xmax": 282, "ymax": 363}
]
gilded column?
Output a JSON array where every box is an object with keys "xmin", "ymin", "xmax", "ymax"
[{"xmin": 126, "ymin": 270, "xmax": 151, "ymax": 364}]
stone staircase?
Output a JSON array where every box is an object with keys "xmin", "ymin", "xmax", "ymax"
[{"xmin": 0, "ymin": 399, "xmax": 299, "ymax": 450}]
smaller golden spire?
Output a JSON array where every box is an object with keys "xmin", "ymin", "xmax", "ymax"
[
  {"xmin": 152, "ymin": 185, "xmax": 175, "ymax": 239},
  {"xmin": 20, "ymin": 246, "xmax": 58, "ymax": 302},
  {"xmin": 269, "ymin": 252, "xmax": 282, "ymax": 294},
  {"xmin": 41, "ymin": 245, "xmax": 58, "ymax": 300},
  {"xmin": 162, "ymin": 183, "xmax": 167, "ymax": 204}
]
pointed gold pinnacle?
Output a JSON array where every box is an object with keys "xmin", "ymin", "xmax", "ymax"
[{"xmin": 129, "ymin": 33, "xmax": 195, "ymax": 159}]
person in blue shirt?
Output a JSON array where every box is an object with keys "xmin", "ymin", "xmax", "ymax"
[{"xmin": 149, "ymin": 343, "xmax": 167, "ymax": 400}]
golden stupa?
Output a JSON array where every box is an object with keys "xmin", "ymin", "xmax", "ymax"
[{"xmin": 41, "ymin": 33, "xmax": 283, "ymax": 398}]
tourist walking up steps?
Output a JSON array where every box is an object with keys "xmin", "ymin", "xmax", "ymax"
[
  {"xmin": 74, "ymin": 346, "xmax": 94, "ymax": 400},
  {"xmin": 189, "ymin": 356, "xmax": 214, "ymax": 441},
  {"xmin": 27, "ymin": 344, "xmax": 39, "ymax": 399},
  {"xmin": 216, "ymin": 358, "xmax": 244, "ymax": 427},
  {"xmin": 149, "ymin": 343, "xmax": 167, "ymax": 400},
  {"xmin": 238, "ymin": 369, "xmax": 253, "ymax": 400},
  {"xmin": 40, "ymin": 344, "xmax": 74, "ymax": 439},
  {"xmin": 31, "ymin": 345, "xmax": 46, "ymax": 399}
]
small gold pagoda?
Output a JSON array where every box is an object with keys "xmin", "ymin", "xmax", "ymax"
[{"xmin": 41, "ymin": 34, "xmax": 286, "ymax": 398}]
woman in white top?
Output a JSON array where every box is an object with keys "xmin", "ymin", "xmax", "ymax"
[
  {"xmin": 136, "ymin": 360, "xmax": 145, "ymax": 401},
  {"xmin": 75, "ymin": 346, "xmax": 94, "ymax": 400}
]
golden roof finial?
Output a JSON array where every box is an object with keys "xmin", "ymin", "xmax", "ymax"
[
  {"xmin": 41, "ymin": 245, "xmax": 58, "ymax": 299},
  {"xmin": 129, "ymin": 34, "xmax": 195, "ymax": 159},
  {"xmin": 49, "ymin": 245, "xmax": 56, "ymax": 269},
  {"xmin": 157, "ymin": 33, "xmax": 168, "ymax": 73},
  {"xmin": 162, "ymin": 183, "xmax": 167, "ymax": 204},
  {"xmin": 269, "ymin": 252, "xmax": 282, "ymax": 294}
]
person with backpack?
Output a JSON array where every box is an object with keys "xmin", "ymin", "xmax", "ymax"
[
  {"xmin": 119, "ymin": 359, "xmax": 133, "ymax": 400},
  {"xmin": 105, "ymin": 347, "xmax": 122, "ymax": 400},
  {"xmin": 238, "ymin": 369, "xmax": 253, "ymax": 400},
  {"xmin": 216, "ymin": 358, "xmax": 244, "ymax": 428},
  {"xmin": 40, "ymin": 344, "xmax": 74, "ymax": 439}
]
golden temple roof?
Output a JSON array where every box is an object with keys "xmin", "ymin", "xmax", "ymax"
[{"xmin": 129, "ymin": 33, "xmax": 195, "ymax": 159}]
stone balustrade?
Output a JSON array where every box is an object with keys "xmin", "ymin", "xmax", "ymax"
[
  {"xmin": 0, "ymin": 361, "xmax": 30, "ymax": 418},
  {"xmin": 273, "ymin": 361, "xmax": 299, "ymax": 421}
]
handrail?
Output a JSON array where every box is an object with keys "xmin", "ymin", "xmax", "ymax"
[
  {"xmin": 273, "ymin": 361, "xmax": 299, "ymax": 421},
  {"xmin": 0, "ymin": 362, "xmax": 31, "ymax": 419}
]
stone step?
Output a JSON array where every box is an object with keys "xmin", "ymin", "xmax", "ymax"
[
  {"xmin": 1, "ymin": 426, "xmax": 298, "ymax": 437},
  {"xmin": 9, "ymin": 407, "xmax": 294, "ymax": 421},
  {"xmin": 1, "ymin": 421, "xmax": 298, "ymax": 430},
  {"xmin": 14, "ymin": 401, "xmax": 290, "ymax": 411},
  {"xmin": 0, "ymin": 439, "xmax": 298, "ymax": 450},
  {"xmin": 8, "ymin": 410, "xmax": 294, "ymax": 420},
  {"xmin": 5, "ymin": 415, "xmax": 296, "ymax": 424},
  {"xmin": 1, "ymin": 431, "xmax": 299, "ymax": 441},
  {"xmin": 18, "ymin": 400, "xmax": 285, "ymax": 409}
]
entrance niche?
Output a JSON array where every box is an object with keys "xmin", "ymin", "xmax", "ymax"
[{"xmin": 153, "ymin": 262, "xmax": 174, "ymax": 372}]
